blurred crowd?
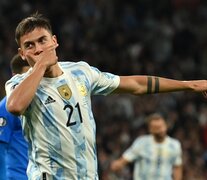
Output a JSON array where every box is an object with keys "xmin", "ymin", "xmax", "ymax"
[{"xmin": 1, "ymin": 0, "xmax": 207, "ymax": 179}]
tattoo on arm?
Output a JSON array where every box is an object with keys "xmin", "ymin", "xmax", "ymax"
[
  {"xmin": 154, "ymin": 77, "xmax": 159, "ymax": 93},
  {"xmin": 147, "ymin": 76, "xmax": 160, "ymax": 94},
  {"xmin": 147, "ymin": 76, "xmax": 152, "ymax": 94}
]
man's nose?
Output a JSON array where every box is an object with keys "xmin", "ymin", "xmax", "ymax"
[{"xmin": 34, "ymin": 44, "xmax": 43, "ymax": 55}]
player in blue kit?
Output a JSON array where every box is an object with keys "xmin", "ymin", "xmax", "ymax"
[
  {"xmin": 5, "ymin": 13, "xmax": 207, "ymax": 179},
  {"xmin": 0, "ymin": 54, "xmax": 29, "ymax": 180}
]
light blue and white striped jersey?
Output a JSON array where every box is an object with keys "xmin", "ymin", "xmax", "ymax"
[
  {"xmin": 5, "ymin": 61, "xmax": 120, "ymax": 180},
  {"xmin": 123, "ymin": 135, "xmax": 182, "ymax": 180}
]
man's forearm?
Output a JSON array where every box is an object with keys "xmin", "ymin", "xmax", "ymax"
[
  {"xmin": 173, "ymin": 166, "xmax": 183, "ymax": 180},
  {"xmin": 7, "ymin": 62, "xmax": 46, "ymax": 115}
]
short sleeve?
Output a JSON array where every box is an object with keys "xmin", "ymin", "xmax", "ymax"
[
  {"xmin": 81, "ymin": 62, "xmax": 120, "ymax": 96},
  {"xmin": 123, "ymin": 137, "xmax": 142, "ymax": 162},
  {"xmin": 5, "ymin": 78, "xmax": 18, "ymax": 97},
  {"xmin": 174, "ymin": 141, "xmax": 182, "ymax": 166},
  {"xmin": 5, "ymin": 70, "xmax": 30, "ymax": 98}
]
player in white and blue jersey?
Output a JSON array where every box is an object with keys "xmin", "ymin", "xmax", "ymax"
[
  {"xmin": 5, "ymin": 13, "xmax": 207, "ymax": 179},
  {"xmin": 111, "ymin": 113, "xmax": 182, "ymax": 180},
  {"xmin": 0, "ymin": 54, "xmax": 29, "ymax": 180},
  {"xmin": 7, "ymin": 61, "xmax": 120, "ymax": 179}
]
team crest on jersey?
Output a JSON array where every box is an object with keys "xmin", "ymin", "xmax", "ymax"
[
  {"xmin": 57, "ymin": 84, "xmax": 72, "ymax": 100},
  {"xmin": 0, "ymin": 117, "xmax": 6, "ymax": 126},
  {"xmin": 78, "ymin": 84, "xmax": 87, "ymax": 96}
]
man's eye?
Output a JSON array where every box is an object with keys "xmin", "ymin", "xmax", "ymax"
[
  {"xmin": 40, "ymin": 38, "xmax": 47, "ymax": 43},
  {"xmin": 25, "ymin": 43, "xmax": 33, "ymax": 49}
]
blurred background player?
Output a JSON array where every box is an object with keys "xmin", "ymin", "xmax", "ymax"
[
  {"xmin": 110, "ymin": 113, "xmax": 182, "ymax": 180},
  {"xmin": 0, "ymin": 54, "xmax": 29, "ymax": 180}
]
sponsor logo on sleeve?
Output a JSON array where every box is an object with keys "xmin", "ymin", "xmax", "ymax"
[{"xmin": 0, "ymin": 117, "xmax": 6, "ymax": 126}]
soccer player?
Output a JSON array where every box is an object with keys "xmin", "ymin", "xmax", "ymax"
[
  {"xmin": 5, "ymin": 13, "xmax": 207, "ymax": 179},
  {"xmin": 110, "ymin": 113, "xmax": 182, "ymax": 180},
  {"xmin": 0, "ymin": 54, "xmax": 29, "ymax": 180}
]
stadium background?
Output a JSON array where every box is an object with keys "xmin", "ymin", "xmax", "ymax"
[{"xmin": 0, "ymin": 0, "xmax": 207, "ymax": 179}]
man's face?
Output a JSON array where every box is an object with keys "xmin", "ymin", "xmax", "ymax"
[
  {"xmin": 18, "ymin": 27, "xmax": 57, "ymax": 67},
  {"xmin": 149, "ymin": 118, "xmax": 167, "ymax": 141}
]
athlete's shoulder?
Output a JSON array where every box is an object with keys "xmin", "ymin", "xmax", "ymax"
[
  {"xmin": 6, "ymin": 69, "xmax": 31, "ymax": 85},
  {"xmin": 134, "ymin": 135, "xmax": 151, "ymax": 145},
  {"xmin": 137, "ymin": 134, "xmax": 151, "ymax": 140},
  {"xmin": 167, "ymin": 136, "xmax": 181, "ymax": 148},
  {"xmin": 58, "ymin": 60, "xmax": 90, "ymax": 69},
  {"xmin": 58, "ymin": 61, "xmax": 95, "ymax": 79}
]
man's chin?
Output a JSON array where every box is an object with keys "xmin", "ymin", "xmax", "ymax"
[{"xmin": 154, "ymin": 134, "xmax": 166, "ymax": 142}]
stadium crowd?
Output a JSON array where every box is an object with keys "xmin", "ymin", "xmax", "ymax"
[{"xmin": 0, "ymin": 0, "xmax": 207, "ymax": 179}]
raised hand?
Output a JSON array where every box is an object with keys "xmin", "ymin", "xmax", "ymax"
[{"xmin": 25, "ymin": 43, "xmax": 59, "ymax": 70}]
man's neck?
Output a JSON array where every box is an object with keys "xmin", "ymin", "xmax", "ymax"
[
  {"xmin": 43, "ymin": 63, "xmax": 63, "ymax": 78},
  {"xmin": 153, "ymin": 136, "xmax": 166, "ymax": 143}
]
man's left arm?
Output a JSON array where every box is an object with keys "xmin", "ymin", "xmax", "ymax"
[{"xmin": 114, "ymin": 76, "xmax": 207, "ymax": 95}]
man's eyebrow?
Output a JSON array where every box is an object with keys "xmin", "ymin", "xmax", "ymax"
[
  {"xmin": 23, "ymin": 41, "xmax": 32, "ymax": 47},
  {"xmin": 38, "ymin": 35, "xmax": 47, "ymax": 41},
  {"xmin": 23, "ymin": 35, "xmax": 47, "ymax": 46}
]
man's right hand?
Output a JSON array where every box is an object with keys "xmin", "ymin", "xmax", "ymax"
[{"xmin": 26, "ymin": 43, "xmax": 59, "ymax": 71}]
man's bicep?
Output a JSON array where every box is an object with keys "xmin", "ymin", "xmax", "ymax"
[{"xmin": 114, "ymin": 76, "xmax": 148, "ymax": 95}]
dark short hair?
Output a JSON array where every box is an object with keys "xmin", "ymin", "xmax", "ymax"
[
  {"xmin": 15, "ymin": 12, "xmax": 52, "ymax": 46},
  {"xmin": 146, "ymin": 113, "xmax": 166, "ymax": 126},
  {"xmin": 10, "ymin": 54, "xmax": 29, "ymax": 74}
]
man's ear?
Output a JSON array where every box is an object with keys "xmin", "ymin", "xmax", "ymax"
[
  {"xmin": 52, "ymin": 35, "xmax": 57, "ymax": 44},
  {"xmin": 18, "ymin": 48, "xmax": 26, "ymax": 60}
]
